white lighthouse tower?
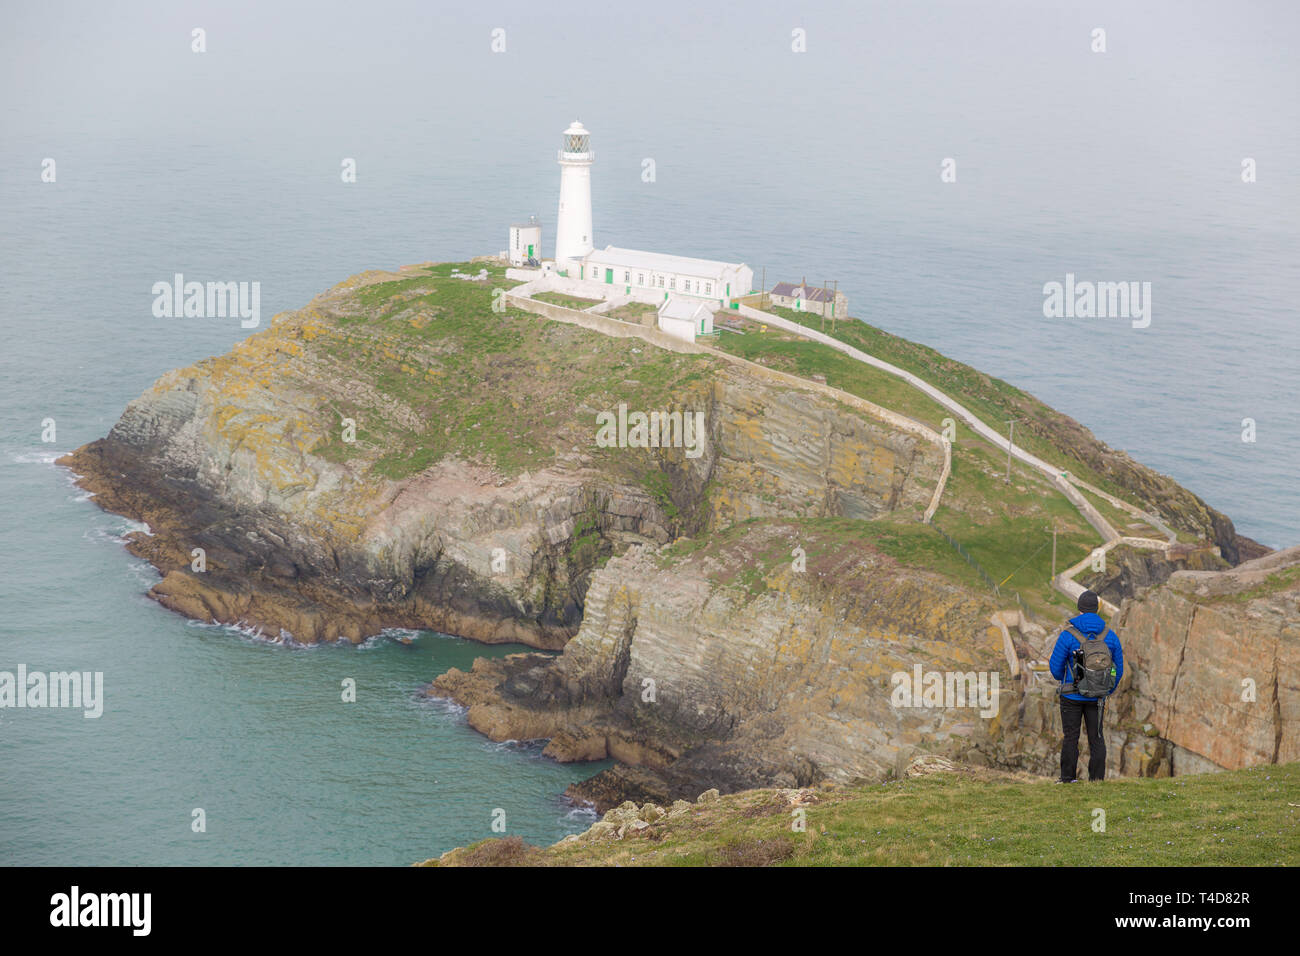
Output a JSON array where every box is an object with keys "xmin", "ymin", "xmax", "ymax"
[{"xmin": 554, "ymin": 121, "xmax": 594, "ymax": 271}]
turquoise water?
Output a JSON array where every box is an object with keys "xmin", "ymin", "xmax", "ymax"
[
  {"xmin": 0, "ymin": 451, "xmax": 608, "ymax": 866},
  {"xmin": 1, "ymin": 0, "xmax": 1297, "ymax": 865}
]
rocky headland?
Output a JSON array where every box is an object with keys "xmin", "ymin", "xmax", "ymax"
[{"xmin": 63, "ymin": 259, "xmax": 1295, "ymax": 810}]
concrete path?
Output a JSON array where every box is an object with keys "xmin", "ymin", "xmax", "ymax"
[
  {"xmin": 507, "ymin": 281, "xmax": 1174, "ymax": 620},
  {"xmin": 504, "ymin": 290, "xmax": 953, "ymax": 524},
  {"xmin": 732, "ymin": 304, "xmax": 1176, "ymax": 611}
]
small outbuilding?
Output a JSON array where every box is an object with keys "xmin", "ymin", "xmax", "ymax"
[
  {"xmin": 508, "ymin": 218, "xmax": 543, "ymax": 267},
  {"xmin": 657, "ymin": 295, "xmax": 714, "ymax": 342}
]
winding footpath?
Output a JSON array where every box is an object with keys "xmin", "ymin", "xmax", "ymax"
[
  {"xmin": 507, "ymin": 276, "xmax": 1175, "ymax": 622},
  {"xmin": 731, "ymin": 303, "xmax": 1178, "ymax": 616}
]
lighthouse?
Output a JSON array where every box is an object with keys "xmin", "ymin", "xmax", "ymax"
[
  {"xmin": 501, "ymin": 122, "xmax": 754, "ymax": 344},
  {"xmin": 554, "ymin": 121, "xmax": 594, "ymax": 269}
]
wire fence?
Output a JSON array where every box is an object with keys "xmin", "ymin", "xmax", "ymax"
[{"xmin": 931, "ymin": 518, "xmax": 1027, "ymax": 612}]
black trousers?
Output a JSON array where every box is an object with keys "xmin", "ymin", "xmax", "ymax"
[{"xmin": 1059, "ymin": 696, "xmax": 1106, "ymax": 781}]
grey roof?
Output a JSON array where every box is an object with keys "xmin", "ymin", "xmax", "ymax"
[
  {"xmin": 587, "ymin": 246, "xmax": 745, "ymax": 280},
  {"xmin": 771, "ymin": 282, "xmax": 839, "ymax": 302},
  {"xmin": 658, "ymin": 295, "xmax": 712, "ymax": 321}
]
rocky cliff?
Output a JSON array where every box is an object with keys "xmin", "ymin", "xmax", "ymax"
[
  {"xmin": 62, "ymin": 262, "xmax": 941, "ymax": 648},
  {"xmin": 63, "ymin": 260, "xmax": 1291, "ymax": 808},
  {"xmin": 434, "ymin": 518, "xmax": 1004, "ymax": 806},
  {"xmin": 954, "ymin": 546, "xmax": 1300, "ymax": 780}
]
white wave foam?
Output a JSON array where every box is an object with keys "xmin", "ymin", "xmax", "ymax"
[
  {"xmin": 12, "ymin": 450, "xmax": 66, "ymax": 465},
  {"xmin": 561, "ymin": 802, "xmax": 600, "ymax": 823},
  {"xmin": 118, "ymin": 518, "xmax": 153, "ymax": 537},
  {"xmin": 184, "ymin": 618, "xmax": 313, "ymax": 649},
  {"xmin": 125, "ymin": 559, "xmax": 162, "ymax": 588},
  {"xmin": 418, "ymin": 692, "xmax": 469, "ymax": 718},
  {"xmin": 481, "ymin": 738, "xmax": 548, "ymax": 757},
  {"xmin": 81, "ymin": 517, "xmax": 153, "ymax": 548}
]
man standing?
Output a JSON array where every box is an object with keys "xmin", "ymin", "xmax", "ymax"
[{"xmin": 1049, "ymin": 589, "xmax": 1124, "ymax": 782}]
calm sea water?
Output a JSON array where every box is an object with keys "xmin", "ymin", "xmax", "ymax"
[{"xmin": 1, "ymin": 1, "xmax": 1297, "ymax": 864}]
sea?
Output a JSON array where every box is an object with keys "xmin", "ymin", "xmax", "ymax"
[{"xmin": 1, "ymin": 0, "xmax": 1296, "ymax": 864}]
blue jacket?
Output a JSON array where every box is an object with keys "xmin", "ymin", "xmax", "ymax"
[{"xmin": 1049, "ymin": 612, "xmax": 1123, "ymax": 701}]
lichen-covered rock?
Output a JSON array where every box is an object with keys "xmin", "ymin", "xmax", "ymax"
[
  {"xmin": 60, "ymin": 261, "xmax": 1284, "ymax": 814},
  {"xmin": 1119, "ymin": 547, "xmax": 1300, "ymax": 769},
  {"xmin": 666, "ymin": 800, "xmax": 693, "ymax": 819},
  {"xmin": 434, "ymin": 517, "xmax": 1004, "ymax": 809},
  {"xmin": 61, "ymin": 265, "xmax": 942, "ymax": 647},
  {"xmin": 581, "ymin": 821, "xmax": 619, "ymax": 841},
  {"xmin": 956, "ymin": 546, "xmax": 1300, "ymax": 780}
]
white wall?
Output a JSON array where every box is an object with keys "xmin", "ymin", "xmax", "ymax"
[
  {"xmin": 508, "ymin": 226, "xmax": 542, "ymax": 266},
  {"xmin": 657, "ymin": 314, "xmax": 696, "ymax": 342},
  {"xmin": 733, "ymin": 264, "xmax": 754, "ymax": 298},
  {"xmin": 580, "ymin": 256, "xmax": 739, "ymax": 306},
  {"xmin": 555, "ymin": 162, "xmax": 593, "ymax": 263}
]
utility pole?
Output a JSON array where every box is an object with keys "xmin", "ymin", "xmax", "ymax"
[
  {"xmin": 831, "ymin": 279, "xmax": 838, "ymax": 334},
  {"xmin": 1004, "ymin": 418, "xmax": 1022, "ymax": 483},
  {"xmin": 1051, "ymin": 522, "xmax": 1058, "ymax": 582},
  {"xmin": 760, "ymin": 266, "xmax": 766, "ymax": 309}
]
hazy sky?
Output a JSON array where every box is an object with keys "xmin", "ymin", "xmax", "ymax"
[{"xmin": 3, "ymin": 1, "xmax": 1297, "ymax": 543}]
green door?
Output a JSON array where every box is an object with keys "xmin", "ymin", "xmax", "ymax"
[
  {"xmin": 527, "ymin": 244, "xmax": 533, "ymax": 258},
  {"xmin": 605, "ymin": 268, "xmax": 613, "ymax": 284}
]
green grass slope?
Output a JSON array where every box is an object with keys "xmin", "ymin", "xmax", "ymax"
[{"xmin": 424, "ymin": 761, "xmax": 1299, "ymax": 867}]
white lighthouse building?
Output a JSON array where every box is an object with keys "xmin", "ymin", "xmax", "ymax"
[
  {"xmin": 554, "ymin": 121, "xmax": 594, "ymax": 269},
  {"xmin": 504, "ymin": 120, "xmax": 753, "ymax": 344}
]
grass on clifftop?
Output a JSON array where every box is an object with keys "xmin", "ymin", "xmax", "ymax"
[
  {"xmin": 729, "ymin": 302, "xmax": 1184, "ymax": 523},
  {"xmin": 425, "ymin": 761, "xmax": 1299, "ymax": 867},
  {"xmin": 299, "ymin": 261, "xmax": 723, "ymax": 481},
  {"xmin": 532, "ymin": 290, "xmax": 603, "ymax": 310}
]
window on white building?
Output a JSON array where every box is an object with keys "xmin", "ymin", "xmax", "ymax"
[
  {"xmin": 705, "ymin": 282, "xmax": 712, "ymax": 295},
  {"xmin": 638, "ymin": 273, "xmax": 644, "ymax": 286},
  {"xmin": 624, "ymin": 271, "xmax": 630, "ymax": 282},
  {"xmin": 684, "ymin": 280, "xmax": 692, "ymax": 292},
  {"xmin": 657, "ymin": 276, "xmax": 664, "ymax": 288},
  {"xmin": 669, "ymin": 277, "xmax": 675, "ymax": 290}
]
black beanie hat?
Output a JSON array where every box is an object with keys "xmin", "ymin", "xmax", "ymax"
[{"xmin": 1077, "ymin": 590, "xmax": 1100, "ymax": 613}]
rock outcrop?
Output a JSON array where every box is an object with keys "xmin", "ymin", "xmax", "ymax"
[
  {"xmin": 62, "ymin": 261, "xmax": 1291, "ymax": 810},
  {"xmin": 955, "ymin": 546, "xmax": 1300, "ymax": 779},
  {"xmin": 1117, "ymin": 546, "xmax": 1300, "ymax": 770},
  {"xmin": 433, "ymin": 520, "xmax": 1005, "ymax": 808},
  {"xmin": 61, "ymin": 264, "xmax": 941, "ymax": 647}
]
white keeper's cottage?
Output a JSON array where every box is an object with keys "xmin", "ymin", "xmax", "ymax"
[{"xmin": 583, "ymin": 246, "xmax": 752, "ymax": 310}]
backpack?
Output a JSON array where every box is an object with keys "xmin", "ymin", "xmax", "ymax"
[{"xmin": 1062, "ymin": 621, "xmax": 1117, "ymax": 698}]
